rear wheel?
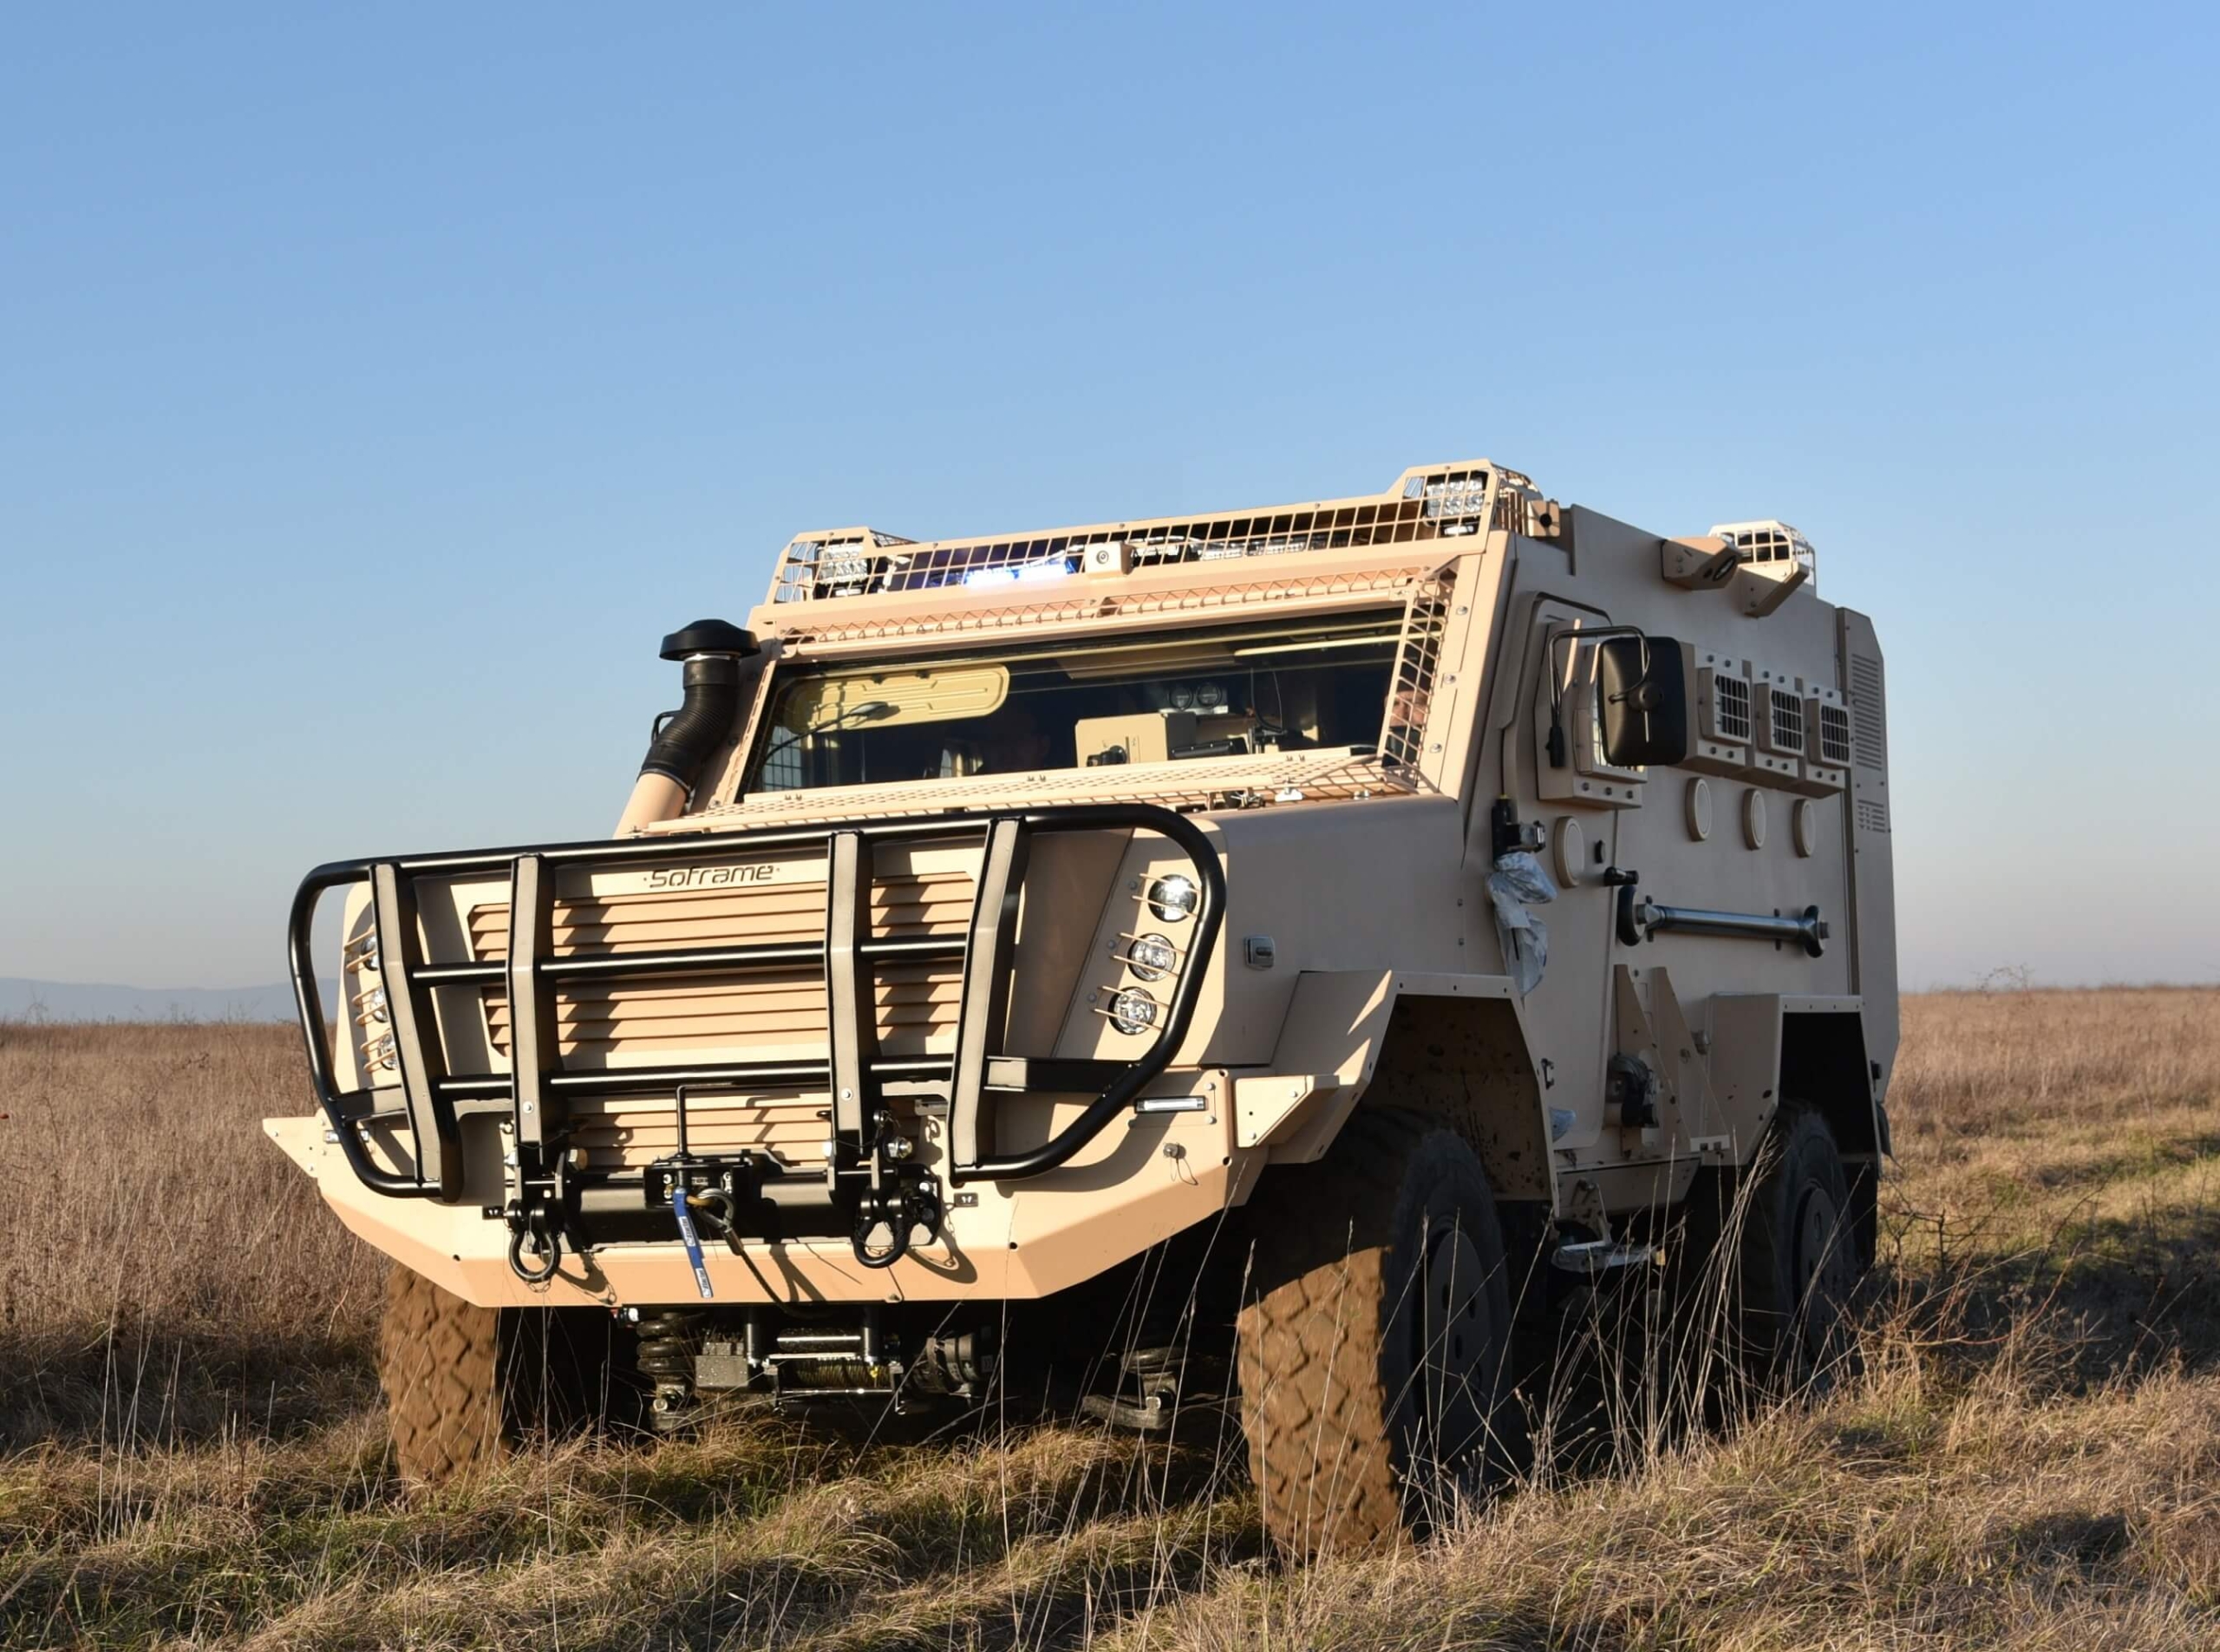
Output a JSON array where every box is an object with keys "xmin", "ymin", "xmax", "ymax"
[
  {"xmin": 1682, "ymin": 1106, "xmax": 1864, "ymax": 1389},
  {"xmin": 379, "ymin": 1265, "xmax": 638, "ymax": 1484},
  {"xmin": 1237, "ymin": 1107, "xmax": 1514, "ymax": 1557}
]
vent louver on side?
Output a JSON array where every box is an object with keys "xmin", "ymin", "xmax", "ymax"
[
  {"xmin": 1713, "ymin": 675, "xmax": 1752, "ymax": 742},
  {"xmin": 1817, "ymin": 703, "xmax": 1853, "ymax": 767},
  {"xmin": 1769, "ymin": 688, "xmax": 1805, "ymax": 754},
  {"xmin": 1850, "ymin": 654, "xmax": 1887, "ymax": 771}
]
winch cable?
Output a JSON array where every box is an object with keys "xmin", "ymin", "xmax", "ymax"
[
  {"xmin": 686, "ymin": 1189, "xmax": 747, "ymax": 1255},
  {"xmin": 671, "ymin": 1183, "xmax": 715, "ymax": 1300}
]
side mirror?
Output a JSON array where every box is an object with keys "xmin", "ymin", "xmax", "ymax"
[{"xmin": 1596, "ymin": 636, "xmax": 1688, "ymax": 768}]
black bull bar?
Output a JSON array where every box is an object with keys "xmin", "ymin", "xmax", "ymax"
[{"xmin": 287, "ymin": 805, "xmax": 1225, "ymax": 1211}]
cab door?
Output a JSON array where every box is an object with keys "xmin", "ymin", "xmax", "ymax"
[{"xmin": 1495, "ymin": 594, "xmax": 1629, "ymax": 1153}]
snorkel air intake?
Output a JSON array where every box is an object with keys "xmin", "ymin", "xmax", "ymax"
[{"xmin": 615, "ymin": 618, "xmax": 760, "ymax": 835}]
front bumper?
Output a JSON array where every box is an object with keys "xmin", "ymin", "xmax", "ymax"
[{"xmin": 283, "ymin": 804, "xmax": 1225, "ymax": 1296}]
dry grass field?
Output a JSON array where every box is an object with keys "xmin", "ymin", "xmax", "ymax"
[{"xmin": 2, "ymin": 988, "xmax": 2217, "ymax": 1649}]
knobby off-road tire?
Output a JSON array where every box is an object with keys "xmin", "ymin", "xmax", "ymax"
[
  {"xmin": 1682, "ymin": 1104, "xmax": 1865, "ymax": 1392},
  {"xmin": 379, "ymin": 1265, "xmax": 639, "ymax": 1485},
  {"xmin": 1237, "ymin": 1107, "xmax": 1514, "ymax": 1558}
]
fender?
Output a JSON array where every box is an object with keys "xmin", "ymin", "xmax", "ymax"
[
  {"xmin": 1233, "ymin": 970, "xmax": 1543, "ymax": 1185},
  {"xmin": 1709, "ymin": 993, "xmax": 1886, "ymax": 1159}
]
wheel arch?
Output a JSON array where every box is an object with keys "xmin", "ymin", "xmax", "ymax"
[
  {"xmin": 1780, "ymin": 1009, "xmax": 1885, "ymax": 1160},
  {"xmin": 1242, "ymin": 970, "xmax": 1549, "ymax": 1201},
  {"xmin": 1712, "ymin": 994, "xmax": 1888, "ymax": 1163}
]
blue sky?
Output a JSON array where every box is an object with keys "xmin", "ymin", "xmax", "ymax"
[{"xmin": 3, "ymin": 3, "xmax": 2215, "ymax": 990}]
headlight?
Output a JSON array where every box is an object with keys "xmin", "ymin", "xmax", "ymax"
[
  {"xmin": 1124, "ymin": 932, "xmax": 1178, "ymax": 982},
  {"xmin": 1109, "ymin": 987, "xmax": 1160, "ymax": 1036},
  {"xmin": 1146, "ymin": 874, "xmax": 1198, "ymax": 923}
]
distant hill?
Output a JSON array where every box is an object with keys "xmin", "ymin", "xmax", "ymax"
[{"xmin": 0, "ymin": 976, "xmax": 337, "ymax": 1023}]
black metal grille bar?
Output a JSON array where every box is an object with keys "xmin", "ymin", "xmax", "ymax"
[
  {"xmin": 410, "ymin": 935, "xmax": 964, "ymax": 987},
  {"xmin": 506, "ymin": 855, "xmax": 558, "ymax": 1152},
  {"xmin": 432, "ymin": 1053, "xmax": 957, "ymax": 1100},
  {"xmin": 950, "ymin": 819, "xmax": 1029, "ymax": 1172},
  {"xmin": 369, "ymin": 863, "xmax": 463, "ymax": 1200},
  {"xmin": 289, "ymin": 866, "xmax": 432, "ymax": 1198},
  {"xmin": 823, "ymin": 831, "xmax": 879, "ymax": 1143},
  {"xmin": 950, "ymin": 806, "xmax": 1224, "ymax": 1183}
]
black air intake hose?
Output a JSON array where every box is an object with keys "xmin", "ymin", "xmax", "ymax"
[{"xmin": 639, "ymin": 619, "xmax": 759, "ymax": 791}]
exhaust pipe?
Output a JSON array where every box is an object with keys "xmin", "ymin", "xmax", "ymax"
[{"xmin": 615, "ymin": 619, "xmax": 760, "ymax": 835}]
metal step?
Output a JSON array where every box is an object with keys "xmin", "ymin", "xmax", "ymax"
[{"xmin": 1550, "ymin": 1238, "xmax": 1661, "ymax": 1277}]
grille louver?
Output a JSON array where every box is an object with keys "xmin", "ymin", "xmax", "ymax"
[
  {"xmin": 1769, "ymin": 688, "xmax": 1805, "ymax": 754},
  {"xmin": 1713, "ymin": 675, "xmax": 1753, "ymax": 742},
  {"xmin": 1850, "ymin": 654, "xmax": 1887, "ymax": 770},
  {"xmin": 467, "ymin": 863, "xmax": 977, "ymax": 1068},
  {"xmin": 1817, "ymin": 703, "xmax": 1853, "ymax": 767}
]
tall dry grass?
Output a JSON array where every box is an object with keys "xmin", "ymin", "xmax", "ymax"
[
  {"xmin": 0, "ymin": 989, "xmax": 2214, "ymax": 1649},
  {"xmin": 0, "ymin": 1020, "xmax": 381, "ymax": 1442}
]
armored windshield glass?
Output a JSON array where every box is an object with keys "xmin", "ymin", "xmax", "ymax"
[{"xmin": 745, "ymin": 611, "xmax": 1401, "ymax": 794}]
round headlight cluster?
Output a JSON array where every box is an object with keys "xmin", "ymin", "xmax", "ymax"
[
  {"xmin": 1109, "ymin": 987, "xmax": 1160, "ymax": 1036},
  {"xmin": 1125, "ymin": 932, "xmax": 1178, "ymax": 982},
  {"xmin": 1146, "ymin": 874, "xmax": 1198, "ymax": 923}
]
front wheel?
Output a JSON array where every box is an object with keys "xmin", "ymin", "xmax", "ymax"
[
  {"xmin": 379, "ymin": 1266, "xmax": 638, "ymax": 1485},
  {"xmin": 1236, "ymin": 1107, "xmax": 1515, "ymax": 1557}
]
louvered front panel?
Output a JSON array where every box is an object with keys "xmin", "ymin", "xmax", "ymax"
[
  {"xmin": 562, "ymin": 1093, "xmax": 834, "ymax": 1172},
  {"xmin": 467, "ymin": 853, "xmax": 977, "ymax": 1069}
]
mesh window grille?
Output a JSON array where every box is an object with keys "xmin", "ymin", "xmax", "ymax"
[
  {"xmin": 1817, "ymin": 703, "xmax": 1853, "ymax": 767},
  {"xmin": 1713, "ymin": 675, "xmax": 1753, "ymax": 742},
  {"xmin": 1769, "ymin": 687, "xmax": 1805, "ymax": 754},
  {"xmin": 1379, "ymin": 566, "xmax": 1456, "ymax": 769},
  {"xmin": 770, "ymin": 468, "xmax": 1512, "ymax": 603}
]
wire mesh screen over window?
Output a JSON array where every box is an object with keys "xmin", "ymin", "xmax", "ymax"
[
  {"xmin": 1379, "ymin": 567, "xmax": 1454, "ymax": 769},
  {"xmin": 1713, "ymin": 675, "xmax": 1753, "ymax": 742},
  {"xmin": 1740, "ymin": 528, "xmax": 1799, "ymax": 565},
  {"xmin": 1817, "ymin": 703, "xmax": 1853, "ymax": 767},
  {"xmin": 769, "ymin": 468, "xmax": 1513, "ymax": 603},
  {"xmin": 1769, "ymin": 688, "xmax": 1805, "ymax": 754}
]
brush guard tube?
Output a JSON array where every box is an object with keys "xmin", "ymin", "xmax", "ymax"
[{"xmin": 285, "ymin": 804, "xmax": 1224, "ymax": 1243}]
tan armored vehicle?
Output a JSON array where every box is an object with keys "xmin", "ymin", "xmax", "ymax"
[{"xmin": 271, "ymin": 460, "xmax": 1896, "ymax": 1553}]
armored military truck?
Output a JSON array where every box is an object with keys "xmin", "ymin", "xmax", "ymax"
[{"xmin": 271, "ymin": 460, "xmax": 1895, "ymax": 1555}]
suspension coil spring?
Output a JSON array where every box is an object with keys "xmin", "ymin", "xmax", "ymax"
[{"xmin": 632, "ymin": 1309, "xmax": 704, "ymax": 1432}]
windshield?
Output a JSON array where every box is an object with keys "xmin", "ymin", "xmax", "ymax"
[{"xmin": 745, "ymin": 610, "xmax": 1401, "ymax": 794}]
